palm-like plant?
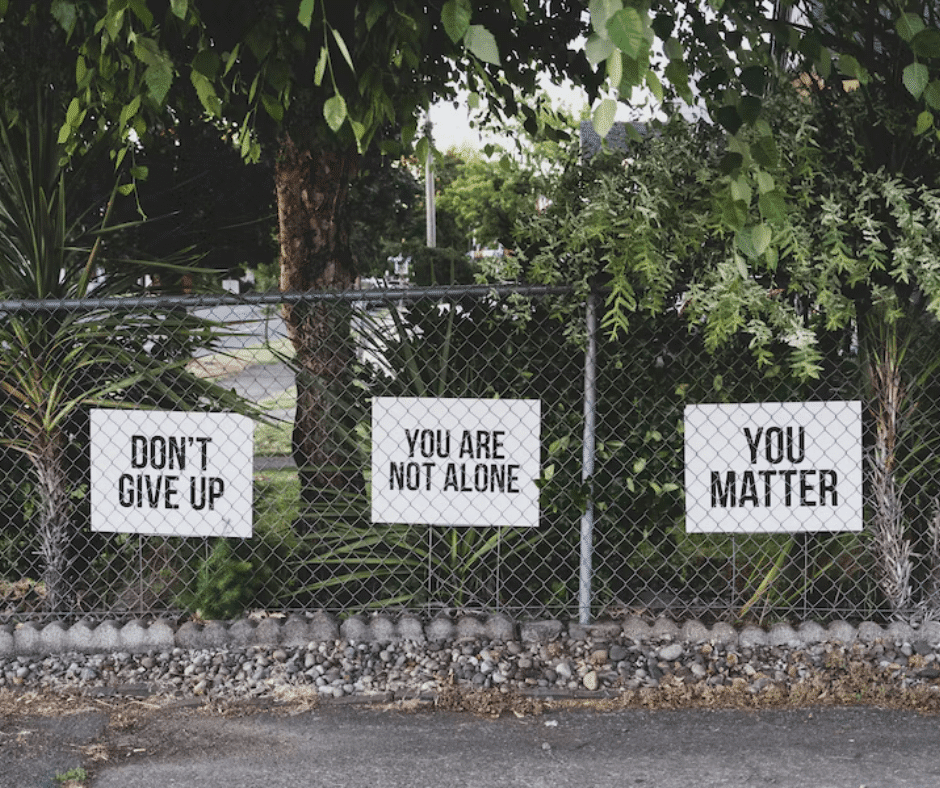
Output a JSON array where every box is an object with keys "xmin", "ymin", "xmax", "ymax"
[{"xmin": 0, "ymin": 103, "xmax": 251, "ymax": 612}]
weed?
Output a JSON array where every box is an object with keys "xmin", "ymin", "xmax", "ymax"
[{"xmin": 53, "ymin": 767, "xmax": 88, "ymax": 787}]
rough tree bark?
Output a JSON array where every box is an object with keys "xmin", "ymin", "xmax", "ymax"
[
  {"xmin": 275, "ymin": 135, "xmax": 364, "ymax": 517},
  {"xmin": 864, "ymin": 320, "xmax": 914, "ymax": 620},
  {"xmin": 34, "ymin": 434, "xmax": 74, "ymax": 612}
]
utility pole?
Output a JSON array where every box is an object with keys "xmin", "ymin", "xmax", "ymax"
[{"xmin": 425, "ymin": 120, "xmax": 436, "ymax": 248}]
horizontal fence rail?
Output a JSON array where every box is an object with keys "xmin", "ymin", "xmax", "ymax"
[{"xmin": 2, "ymin": 286, "xmax": 940, "ymax": 626}]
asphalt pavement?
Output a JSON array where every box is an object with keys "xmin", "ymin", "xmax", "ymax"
[{"xmin": 13, "ymin": 702, "xmax": 936, "ymax": 788}]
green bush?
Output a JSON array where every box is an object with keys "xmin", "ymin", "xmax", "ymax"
[{"xmin": 176, "ymin": 516, "xmax": 295, "ymax": 620}]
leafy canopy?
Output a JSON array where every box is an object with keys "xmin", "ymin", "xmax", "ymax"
[{"xmin": 16, "ymin": 0, "xmax": 599, "ymax": 163}]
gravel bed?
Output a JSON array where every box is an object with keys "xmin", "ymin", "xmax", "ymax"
[{"xmin": 4, "ymin": 630, "xmax": 940, "ymax": 706}]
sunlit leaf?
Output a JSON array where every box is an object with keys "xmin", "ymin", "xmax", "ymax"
[
  {"xmin": 323, "ymin": 94, "xmax": 347, "ymax": 132},
  {"xmin": 904, "ymin": 62, "xmax": 929, "ymax": 98},
  {"xmin": 464, "ymin": 25, "xmax": 499, "ymax": 65},
  {"xmin": 897, "ymin": 13, "xmax": 926, "ymax": 42},
  {"xmin": 606, "ymin": 7, "xmax": 648, "ymax": 60},
  {"xmin": 298, "ymin": 0, "xmax": 314, "ymax": 29},
  {"xmin": 441, "ymin": 0, "xmax": 471, "ymax": 44},
  {"xmin": 592, "ymin": 98, "xmax": 617, "ymax": 138}
]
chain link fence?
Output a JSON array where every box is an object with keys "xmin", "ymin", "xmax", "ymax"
[{"xmin": 2, "ymin": 286, "xmax": 940, "ymax": 626}]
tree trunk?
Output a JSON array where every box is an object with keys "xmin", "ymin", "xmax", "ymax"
[
  {"xmin": 864, "ymin": 318, "xmax": 914, "ymax": 619},
  {"xmin": 275, "ymin": 136, "xmax": 364, "ymax": 519},
  {"xmin": 34, "ymin": 433, "xmax": 74, "ymax": 612}
]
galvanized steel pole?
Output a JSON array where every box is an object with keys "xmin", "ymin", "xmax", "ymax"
[{"xmin": 579, "ymin": 290, "xmax": 598, "ymax": 625}]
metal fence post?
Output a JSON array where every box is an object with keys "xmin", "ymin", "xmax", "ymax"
[{"xmin": 580, "ymin": 289, "xmax": 598, "ymax": 625}]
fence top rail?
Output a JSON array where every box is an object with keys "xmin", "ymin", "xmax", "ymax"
[{"xmin": 0, "ymin": 284, "xmax": 577, "ymax": 312}]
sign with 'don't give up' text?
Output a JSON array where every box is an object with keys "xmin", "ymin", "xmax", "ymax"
[{"xmin": 90, "ymin": 409, "xmax": 253, "ymax": 538}]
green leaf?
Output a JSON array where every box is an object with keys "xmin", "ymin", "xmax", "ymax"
[
  {"xmin": 838, "ymin": 53, "xmax": 869, "ymax": 83},
  {"xmin": 261, "ymin": 93, "xmax": 284, "ymax": 123},
  {"xmin": 752, "ymin": 135, "xmax": 779, "ymax": 167},
  {"xmin": 75, "ymin": 55, "xmax": 87, "ymax": 85},
  {"xmin": 133, "ymin": 35, "xmax": 162, "ymax": 66},
  {"xmin": 191, "ymin": 71, "xmax": 221, "ymax": 117},
  {"xmin": 916, "ymin": 110, "xmax": 934, "ymax": 135},
  {"xmin": 722, "ymin": 198, "xmax": 747, "ymax": 230},
  {"xmin": 66, "ymin": 97, "xmax": 81, "ymax": 128},
  {"xmin": 593, "ymin": 98, "xmax": 617, "ymax": 138},
  {"xmin": 664, "ymin": 59, "xmax": 691, "ymax": 101},
  {"xmin": 758, "ymin": 190, "xmax": 787, "ymax": 223},
  {"xmin": 664, "ymin": 37, "xmax": 683, "ymax": 61},
  {"xmin": 298, "ymin": 0, "xmax": 315, "ymax": 30},
  {"xmin": 589, "ymin": 0, "xmax": 624, "ymax": 37},
  {"xmin": 586, "ymin": 33, "xmax": 615, "ymax": 66},
  {"xmin": 716, "ymin": 105, "xmax": 742, "ymax": 134},
  {"xmin": 314, "ymin": 46, "xmax": 328, "ymax": 86},
  {"xmin": 366, "ymin": 1, "xmax": 386, "ymax": 30},
  {"xmin": 350, "ymin": 119, "xmax": 365, "ymax": 145},
  {"xmin": 912, "ymin": 29, "xmax": 940, "ymax": 59},
  {"xmin": 323, "ymin": 94, "xmax": 347, "ymax": 132},
  {"xmin": 119, "ymin": 94, "xmax": 141, "ymax": 127},
  {"xmin": 740, "ymin": 95, "xmax": 762, "ymax": 125},
  {"xmin": 925, "ymin": 80, "xmax": 940, "ymax": 110},
  {"xmin": 192, "ymin": 50, "xmax": 220, "ymax": 81},
  {"xmin": 415, "ymin": 135, "xmax": 429, "ymax": 163},
  {"xmin": 740, "ymin": 65, "xmax": 766, "ymax": 94},
  {"xmin": 441, "ymin": 0, "xmax": 472, "ymax": 44},
  {"xmin": 144, "ymin": 61, "xmax": 173, "ymax": 105},
  {"xmin": 645, "ymin": 69, "xmax": 663, "ymax": 102},
  {"xmin": 904, "ymin": 62, "xmax": 929, "ymax": 98},
  {"xmin": 464, "ymin": 25, "xmax": 500, "ymax": 65},
  {"xmin": 719, "ymin": 152, "xmax": 743, "ymax": 175},
  {"xmin": 51, "ymin": 0, "xmax": 77, "ymax": 38},
  {"xmin": 898, "ymin": 13, "xmax": 926, "ymax": 42},
  {"xmin": 105, "ymin": 7, "xmax": 124, "ymax": 42},
  {"xmin": 737, "ymin": 223, "xmax": 772, "ymax": 259},
  {"xmin": 606, "ymin": 8, "xmax": 647, "ymax": 60},
  {"xmin": 332, "ymin": 28, "xmax": 355, "ymax": 73},
  {"xmin": 603, "ymin": 48, "xmax": 622, "ymax": 85},
  {"xmin": 730, "ymin": 177, "xmax": 751, "ymax": 205},
  {"xmin": 223, "ymin": 43, "xmax": 241, "ymax": 76},
  {"xmin": 128, "ymin": 0, "xmax": 153, "ymax": 29},
  {"xmin": 170, "ymin": 0, "xmax": 189, "ymax": 20},
  {"xmin": 129, "ymin": 165, "xmax": 149, "ymax": 179},
  {"xmin": 755, "ymin": 170, "xmax": 774, "ymax": 194},
  {"xmin": 509, "ymin": 0, "xmax": 526, "ymax": 21}
]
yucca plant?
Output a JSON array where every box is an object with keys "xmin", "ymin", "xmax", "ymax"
[{"xmin": 0, "ymin": 101, "xmax": 253, "ymax": 612}]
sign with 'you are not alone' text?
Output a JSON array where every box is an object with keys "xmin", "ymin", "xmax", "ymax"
[
  {"xmin": 684, "ymin": 401, "xmax": 863, "ymax": 533},
  {"xmin": 90, "ymin": 409, "xmax": 254, "ymax": 538},
  {"xmin": 371, "ymin": 397, "xmax": 540, "ymax": 527}
]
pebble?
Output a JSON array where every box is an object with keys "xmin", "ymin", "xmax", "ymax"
[
  {"xmin": 1, "ymin": 625, "xmax": 939, "ymax": 704},
  {"xmin": 659, "ymin": 643, "xmax": 684, "ymax": 662}
]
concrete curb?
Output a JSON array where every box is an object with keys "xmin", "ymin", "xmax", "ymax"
[{"xmin": 5, "ymin": 613, "xmax": 940, "ymax": 657}]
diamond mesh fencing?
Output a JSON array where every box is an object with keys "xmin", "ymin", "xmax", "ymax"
[{"xmin": 2, "ymin": 287, "xmax": 940, "ymax": 625}]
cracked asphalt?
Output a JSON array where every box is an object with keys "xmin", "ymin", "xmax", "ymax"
[{"xmin": 5, "ymin": 694, "xmax": 940, "ymax": 788}]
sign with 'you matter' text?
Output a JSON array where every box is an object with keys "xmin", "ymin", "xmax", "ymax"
[
  {"xmin": 90, "ymin": 409, "xmax": 253, "ymax": 538},
  {"xmin": 684, "ymin": 401, "xmax": 863, "ymax": 534},
  {"xmin": 371, "ymin": 397, "xmax": 541, "ymax": 527}
]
